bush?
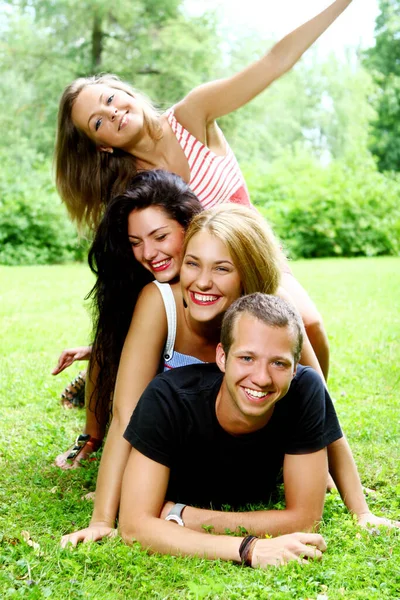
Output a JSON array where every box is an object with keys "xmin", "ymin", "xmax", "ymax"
[
  {"xmin": 245, "ymin": 149, "xmax": 400, "ymax": 258},
  {"xmin": 0, "ymin": 146, "xmax": 88, "ymax": 265}
]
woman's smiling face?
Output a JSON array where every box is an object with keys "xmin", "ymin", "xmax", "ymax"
[
  {"xmin": 71, "ymin": 84, "xmax": 144, "ymax": 152},
  {"xmin": 128, "ymin": 206, "xmax": 185, "ymax": 282},
  {"xmin": 180, "ymin": 230, "xmax": 243, "ymax": 323}
]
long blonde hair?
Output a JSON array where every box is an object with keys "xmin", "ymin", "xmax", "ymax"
[
  {"xmin": 183, "ymin": 205, "xmax": 284, "ymax": 295},
  {"xmin": 55, "ymin": 74, "xmax": 162, "ymax": 231}
]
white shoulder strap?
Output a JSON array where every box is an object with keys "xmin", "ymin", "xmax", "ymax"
[{"xmin": 152, "ymin": 281, "xmax": 176, "ymax": 362}]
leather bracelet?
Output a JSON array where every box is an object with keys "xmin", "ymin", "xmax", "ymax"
[{"xmin": 239, "ymin": 535, "xmax": 258, "ymax": 567}]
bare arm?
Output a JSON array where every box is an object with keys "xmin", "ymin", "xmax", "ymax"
[
  {"xmin": 328, "ymin": 436, "xmax": 400, "ymax": 529},
  {"xmin": 280, "ymin": 272, "xmax": 330, "ymax": 379},
  {"xmin": 119, "ymin": 449, "xmax": 326, "ymax": 567},
  {"xmin": 61, "ymin": 284, "xmax": 168, "ymax": 547},
  {"xmin": 176, "ymin": 0, "xmax": 353, "ymax": 123},
  {"xmin": 52, "ymin": 345, "xmax": 92, "ymax": 375},
  {"xmin": 160, "ymin": 450, "xmax": 327, "ymax": 537},
  {"xmin": 277, "ymin": 286, "xmax": 325, "ymax": 380}
]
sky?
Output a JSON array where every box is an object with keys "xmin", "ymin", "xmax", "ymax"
[{"xmin": 185, "ymin": 0, "xmax": 380, "ymax": 56}]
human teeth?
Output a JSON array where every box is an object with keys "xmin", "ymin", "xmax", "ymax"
[
  {"xmin": 119, "ymin": 113, "xmax": 128, "ymax": 129},
  {"xmin": 194, "ymin": 293, "xmax": 218, "ymax": 302},
  {"xmin": 245, "ymin": 388, "xmax": 268, "ymax": 398},
  {"xmin": 153, "ymin": 259, "xmax": 169, "ymax": 268}
]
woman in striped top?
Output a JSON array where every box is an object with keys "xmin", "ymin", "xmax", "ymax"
[
  {"xmin": 55, "ymin": 0, "xmax": 353, "ymax": 378},
  {"xmin": 56, "ymin": 0, "xmax": 353, "ymax": 230}
]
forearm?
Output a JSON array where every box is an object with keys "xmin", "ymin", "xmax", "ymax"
[
  {"xmin": 304, "ymin": 321, "xmax": 330, "ymax": 381},
  {"xmin": 266, "ymin": 0, "xmax": 352, "ymax": 75},
  {"xmin": 179, "ymin": 506, "xmax": 318, "ymax": 537},
  {"xmin": 178, "ymin": 452, "xmax": 327, "ymax": 536},
  {"xmin": 90, "ymin": 417, "xmax": 132, "ymax": 526},
  {"xmin": 277, "ymin": 284, "xmax": 325, "ymax": 382},
  {"xmin": 328, "ymin": 436, "xmax": 369, "ymax": 517},
  {"xmin": 81, "ymin": 345, "xmax": 92, "ymax": 360},
  {"xmin": 299, "ymin": 334, "xmax": 325, "ymax": 382},
  {"xmin": 121, "ymin": 515, "xmax": 242, "ymax": 562}
]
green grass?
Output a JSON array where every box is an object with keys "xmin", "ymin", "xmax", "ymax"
[{"xmin": 0, "ymin": 258, "xmax": 399, "ymax": 599}]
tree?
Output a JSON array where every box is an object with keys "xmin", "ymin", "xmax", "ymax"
[
  {"xmin": 1, "ymin": 0, "xmax": 222, "ymax": 158},
  {"xmin": 363, "ymin": 0, "xmax": 400, "ymax": 171},
  {"xmin": 0, "ymin": 0, "xmax": 222, "ymax": 263}
]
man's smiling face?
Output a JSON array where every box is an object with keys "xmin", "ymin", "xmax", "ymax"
[{"xmin": 216, "ymin": 312, "xmax": 297, "ymax": 433}]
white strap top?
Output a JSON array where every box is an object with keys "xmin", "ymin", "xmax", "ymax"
[{"xmin": 152, "ymin": 281, "xmax": 203, "ymax": 370}]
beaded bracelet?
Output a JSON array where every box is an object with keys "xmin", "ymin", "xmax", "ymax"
[{"xmin": 239, "ymin": 535, "xmax": 258, "ymax": 567}]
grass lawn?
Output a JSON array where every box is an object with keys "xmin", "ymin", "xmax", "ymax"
[{"xmin": 0, "ymin": 258, "xmax": 399, "ymax": 599}]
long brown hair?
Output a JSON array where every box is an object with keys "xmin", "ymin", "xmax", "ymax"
[{"xmin": 55, "ymin": 74, "xmax": 162, "ymax": 231}]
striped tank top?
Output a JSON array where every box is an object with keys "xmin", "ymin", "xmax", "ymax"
[
  {"xmin": 153, "ymin": 281, "xmax": 204, "ymax": 371},
  {"xmin": 166, "ymin": 109, "xmax": 251, "ymax": 209}
]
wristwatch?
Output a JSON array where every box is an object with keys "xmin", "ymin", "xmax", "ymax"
[{"xmin": 165, "ymin": 503, "xmax": 187, "ymax": 526}]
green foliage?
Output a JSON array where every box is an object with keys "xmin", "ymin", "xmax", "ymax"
[
  {"xmin": 247, "ymin": 148, "xmax": 400, "ymax": 259},
  {"xmin": 1, "ymin": 259, "xmax": 399, "ymax": 598},
  {"xmin": 1, "ymin": 2, "xmax": 396, "ymax": 263},
  {"xmin": 0, "ymin": 146, "xmax": 87, "ymax": 265},
  {"xmin": 315, "ymin": 55, "xmax": 377, "ymax": 164},
  {"xmin": 0, "ymin": 0, "xmax": 223, "ymax": 265},
  {"xmin": 363, "ymin": 0, "xmax": 400, "ymax": 171},
  {"xmin": 143, "ymin": 13, "xmax": 221, "ymax": 107},
  {"xmin": 1, "ymin": 0, "xmax": 222, "ymax": 160}
]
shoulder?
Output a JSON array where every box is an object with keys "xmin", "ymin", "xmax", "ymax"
[
  {"xmin": 126, "ymin": 281, "xmax": 168, "ymax": 340},
  {"xmin": 138, "ymin": 280, "xmax": 164, "ymax": 301},
  {"xmin": 148, "ymin": 363, "xmax": 222, "ymax": 397},
  {"xmin": 126, "ymin": 364, "xmax": 222, "ymax": 436},
  {"xmin": 286, "ymin": 365, "xmax": 326, "ymax": 407},
  {"xmin": 169, "ymin": 95, "xmax": 210, "ymax": 139},
  {"xmin": 293, "ymin": 364, "xmax": 324, "ymax": 387},
  {"xmin": 135, "ymin": 281, "xmax": 168, "ymax": 314}
]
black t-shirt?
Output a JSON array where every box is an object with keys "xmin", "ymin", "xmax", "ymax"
[{"xmin": 124, "ymin": 363, "xmax": 342, "ymax": 509}]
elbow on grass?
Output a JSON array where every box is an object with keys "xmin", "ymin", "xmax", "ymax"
[
  {"xmin": 119, "ymin": 517, "xmax": 153, "ymax": 550},
  {"xmin": 302, "ymin": 512, "xmax": 323, "ymax": 533},
  {"xmin": 289, "ymin": 509, "xmax": 323, "ymax": 534},
  {"xmin": 119, "ymin": 519, "xmax": 136, "ymax": 546}
]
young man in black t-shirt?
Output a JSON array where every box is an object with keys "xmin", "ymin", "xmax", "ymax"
[{"xmin": 119, "ymin": 294, "xmax": 342, "ymax": 568}]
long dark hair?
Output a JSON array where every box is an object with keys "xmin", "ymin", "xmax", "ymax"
[{"xmin": 87, "ymin": 169, "xmax": 203, "ymax": 423}]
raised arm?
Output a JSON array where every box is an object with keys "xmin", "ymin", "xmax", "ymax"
[
  {"xmin": 176, "ymin": 0, "xmax": 353, "ymax": 123},
  {"xmin": 61, "ymin": 284, "xmax": 168, "ymax": 547},
  {"xmin": 119, "ymin": 449, "xmax": 327, "ymax": 568}
]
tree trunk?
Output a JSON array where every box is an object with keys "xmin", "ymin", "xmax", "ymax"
[{"xmin": 92, "ymin": 12, "xmax": 103, "ymax": 71}]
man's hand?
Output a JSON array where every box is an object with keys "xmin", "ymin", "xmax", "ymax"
[
  {"xmin": 52, "ymin": 346, "xmax": 92, "ymax": 375},
  {"xmin": 251, "ymin": 532, "xmax": 326, "ymax": 568},
  {"xmin": 357, "ymin": 512, "xmax": 400, "ymax": 531},
  {"xmin": 60, "ymin": 524, "xmax": 117, "ymax": 548}
]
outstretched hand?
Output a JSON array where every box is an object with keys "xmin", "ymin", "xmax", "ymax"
[
  {"xmin": 52, "ymin": 346, "xmax": 92, "ymax": 375},
  {"xmin": 61, "ymin": 523, "xmax": 117, "ymax": 548},
  {"xmin": 357, "ymin": 512, "xmax": 400, "ymax": 531},
  {"xmin": 251, "ymin": 532, "xmax": 326, "ymax": 568}
]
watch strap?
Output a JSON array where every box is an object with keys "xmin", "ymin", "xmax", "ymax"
[{"xmin": 165, "ymin": 503, "xmax": 187, "ymax": 526}]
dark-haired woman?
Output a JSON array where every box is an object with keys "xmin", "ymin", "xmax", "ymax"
[{"xmin": 55, "ymin": 170, "xmax": 203, "ymax": 467}]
